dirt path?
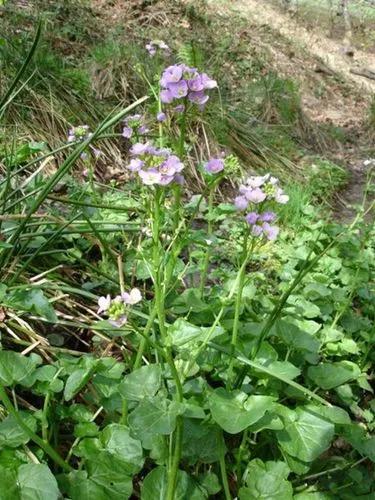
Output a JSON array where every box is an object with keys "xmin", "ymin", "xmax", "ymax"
[
  {"xmin": 214, "ymin": 0, "xmax": 375, "ymax": 94},
  {"xmin": 208, "ymin": 0, "xmax": 374, "ymax": 220}
]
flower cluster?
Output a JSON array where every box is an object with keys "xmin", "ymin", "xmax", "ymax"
[
  {"xmin": 234, "ymin": 174, "xmax": 289, "ymax": 241},
  {"xmin": 67, "ymin": 125, "xmax": 91, "ymax": 143},
  {"xmin": 122, "ymin": 114, "xmax": 149, "ymax": 139},
  {"xmin": 97, "ymin": 288, "xmax": 142, "ymax": 327},
  {"xmin": 160, "ymin": 64, "xmax": 217, "ymax": 107},
  {"xmin": 126, "ymin": 142, "xmax": 184, "ymax": 186},
  {"xmin": 146, "ymin": 40, "xmax": 170, "ymax": 57}
]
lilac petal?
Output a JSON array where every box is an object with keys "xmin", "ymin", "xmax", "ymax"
[
  {"xmin": 201, "ymin": 73, "xmax": 218, "ymax": 89},
  {"xmin": 205, "ymin": 158, "xmax": 224, "ymax": 174},
  {"xmin": 138, "ymin": 125, "xmax": 149, "ymax": 135},
  {"xmin": 168, "ymin": 80, "xmax": 188, "ymax": 99},
  {"xmin": 122, "ymin": 126, "xmax": 133, "ymax": 139},
  {"xmin": 259, "ymin": 211, "xmax": 276, "ymax": 222},
  {"xmin": 160, "ymin": 89, "xmax": 174, "ymax": 104},
  {"xmin": 122, "ymin": 288, "xmax": 142, "ymax": 305},
  {"xmin": 234, "ymin": 196, "xmax": 248, "ymax": 211},
  {"xmin": 130, "ymin": 142, "xmax": 149, "ymax": 155},
  {"xmin": 246, "ymin": 176, "xmax": 266, "ymax": 188},
  {"xmin": 188, "ymin": 76, "xmax": 204, "ymax": 92},
  {"xmin": 174, "ymin": 104, "xmax": 185, "ymax": 113},
  {"xmin": 251, "ymin": 225, "xmax": 263, "ymax": 237},
  {"xmin": 245, "ymin": 212, "xmax": 259, "ymax": 225},
  {"xmin": 158, "ymin": 175, "xmax": 175, "ymax": 186},
  {"xmin": 160, "ymin": 65, "xmax": 183, "ymax": 86},
  {"xmin": 188, "ymin": 91, "xmax": 209, "ymax": 105},
  {"xmin": 127, "ymin": 159, "xmax": 144, "ymax": 172},
  {"xmin": 97, "ymin": 294, "xmax": 111, "ymax": 314},
  {"xmin": 157, "ymin": 112, "xmax": 167, "ymax": 122},
  {"xmin": 109, "ymin": 315, "xmax": 127, "ymax": 327},
  {"xmin": 246, "ymin": 188, "xmax": 267, "ymax": 204},
  {"xmin": 138, "ymin": 169, "xmax": 162, "ymax": 185},
  {"xmin": 174, "ymin": 174, "xmax": 185, "ymax": 185},
  {"xmin": 262, "ymin": 223, "xmax": 279, "ymax": 241}
]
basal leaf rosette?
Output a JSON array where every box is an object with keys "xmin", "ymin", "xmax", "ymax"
[
  {"xmin": 126, "ymin": 142, "xmax": 184, "ymax": 186},
  {"xmin": 234, "ymin": 174, "xmax": 289, "ymax": 241}
]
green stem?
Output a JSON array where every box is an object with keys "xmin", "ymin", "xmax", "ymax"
[
  {"xmin": 199, "ymin": 185, "xmax": 214, "ymax": 297},
  {"xmin": 219, "ymin": 434, "xmax": 232, "ymax": 500},
  {"xmin": 133, "ymin": 306, "xmax": 158, "ymax": 370},
  {"xmin": 235, "ymin": 428, "xmax": 249, "ymax": 483},
  {"xmin": 151, "ymin": 189, "xmax": 183, "ymax": 500},
  {"xmin": 227, "ymin": 230, "xmax": 251, "ymax": 389},
  {"xmin": 0, "ymin": 384, "xmax": 72, "ymax": 472}
]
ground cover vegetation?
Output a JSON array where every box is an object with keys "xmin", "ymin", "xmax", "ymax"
[{"xmin": 0, "ymin": 0, "xmax": 374, "ymax": 499}]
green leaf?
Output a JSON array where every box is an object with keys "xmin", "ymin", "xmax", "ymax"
[
  {"xmin": 276, "ymin": 320, "xmax": 320, "ymax": 358},
  {"xmin": 100, "ymin": 424, "xmax": 143, "ymax": 474},
  {"xmin": 339, "ymin": 424, "xmax": 375, "ymax": 461},
  {"xmin": 264, "ymin": 360, "xmax": 301, "ymax": 380},
  {"xmin": 17, "ymin": 464, "xmax": 60, "ymax": 500},
  {"xmin": 0, "ymin": 466, "xmax": 19, "ymax": 499},
  {"xmin": 209, "ymin": 388, "xmax": 274, "ymax": 434},
  {"xmin": 0, "ymin": 351, "xmax": 39, "ymax": 387},
  {"xmin": 5, "ymin": 289, "xmax": 57, "ymax": 322},
  {"xmin": 182, "ymin": 419, "xmax": 223, "ymax": 464},
  {"xmin": 0, "ymin": 412, "xmax": 37, "ymax": 448},
  {"xmin": 141, "ymin": 466, "xmax": 206, "ymax": 500},
  {"xmin": 286, "ymin": 296, "xmax": 321, "ymax": 318},
  {"xmin": 128, "ymin": 396, "xmax": 180, "ymax": 441},
  {"xmin": 238, "ymin": 459, "xmax": 293, "ymax": 499},
  {"xmin": 167, "ymin": 319, "xmax": 223, "ymax": 348},
  {"xmin": 276, "ymin": 407, "xmax": 334, "ymax": 462},
  {"xmin": 64, "ymin": 366, "xmax": 96, "ymax": 401},
  {"xmin": 119, "ymin": 364, "xmax": 161, "ymax": 402},
  {"xmin": 308, "ymin": 361, "xmax": 361, "ymax": 390}
]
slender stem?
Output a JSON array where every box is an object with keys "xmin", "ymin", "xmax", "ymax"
[
  {"xmin": 235, "ymin": 428, "xmax": 249, "ymax": 483},
  {"xmin": 151, "ymin": 189, "xmax": 183, "ymax": 500},
  {"xmin": 227, "ymin": 230, "xmax": 251, "ymax": 389},
  {"xmin": 219, "ymin": 434, "xmax": 232, "ymax": 500},
  {"xmin": 199, "ymin": 185, "xmax": 214, "ymax": 296},
  {"xmin": 41, "ymin": 392, "xmax": 51, "ymax": 443},
  {"xmin": 133, "ymin": 306, "xmax": 158, "ymax": 370},
  {"xmin": 0, "ymin": 384, "xmax": 72, "ymax": 472}
]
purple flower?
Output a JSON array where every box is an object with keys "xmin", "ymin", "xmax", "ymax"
[
  {"xmin": 174, "ymin": 104, "xmax": 185, "ymax": 113},
  {"xmin": 188, "ymin": 76, "xmax": 204, "ymax": 92},
  {"xmin": 138, "ymin": 169, "xmax": 162, "ymax": 185},
  {"xmin": 130, "ymin": 142, "xmax": 150, "ymax": 155},
  {"xmin": 245, "ymin": 212, "xmax": 259, "ymax": 225},
  {"xmin": 262, "ymin": 222, "xmax": 279, "ymax": 241},
  {"xmin": 161, "ymin": 65, "xmax": 183, "ymax": 86},
  {"xmin": 205, "ymin": 158, "xmax": 224, "ymax": 174},
  {"xmin": 160, "ymin": 89, "xmax": 174, "ymax": 104},
  {"xmin": 251, "ymin": 225, "xmax": 263, "ymax": 237},
  {"xmin": 122, "ymin": 126, "xmax": 133, "ymax": 139},
  {"xmin": 127, "ymin": 159, "xmax": 144, "ymax": 172},
  {"xmin": 246, "ymin": 188, "xmax": 267, "ymax": 204},
  {"xmin": 188, "ymin": 91, "xmax": 209, "ymax": 105},
  {"xmin": 259, "ymin": 211, "xmax": 276, "ymax": 222},
  {"xmin": 174, "ymin": 173, "xmax": 185, "ymax": 185},
  {"xmin": 138, "ymin": 125, "xmax": 149, "ymax": 135},
  {"xmin": 157, "ymin": 112, "xmax": 166, "ymax": 122},
  {"xmin": 168, "ymin": 80, "xmax": 188, "ymax": 99},
  {"xmin": 234, "ymin": 196, "xmax": 248, "ymax": 211}
]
